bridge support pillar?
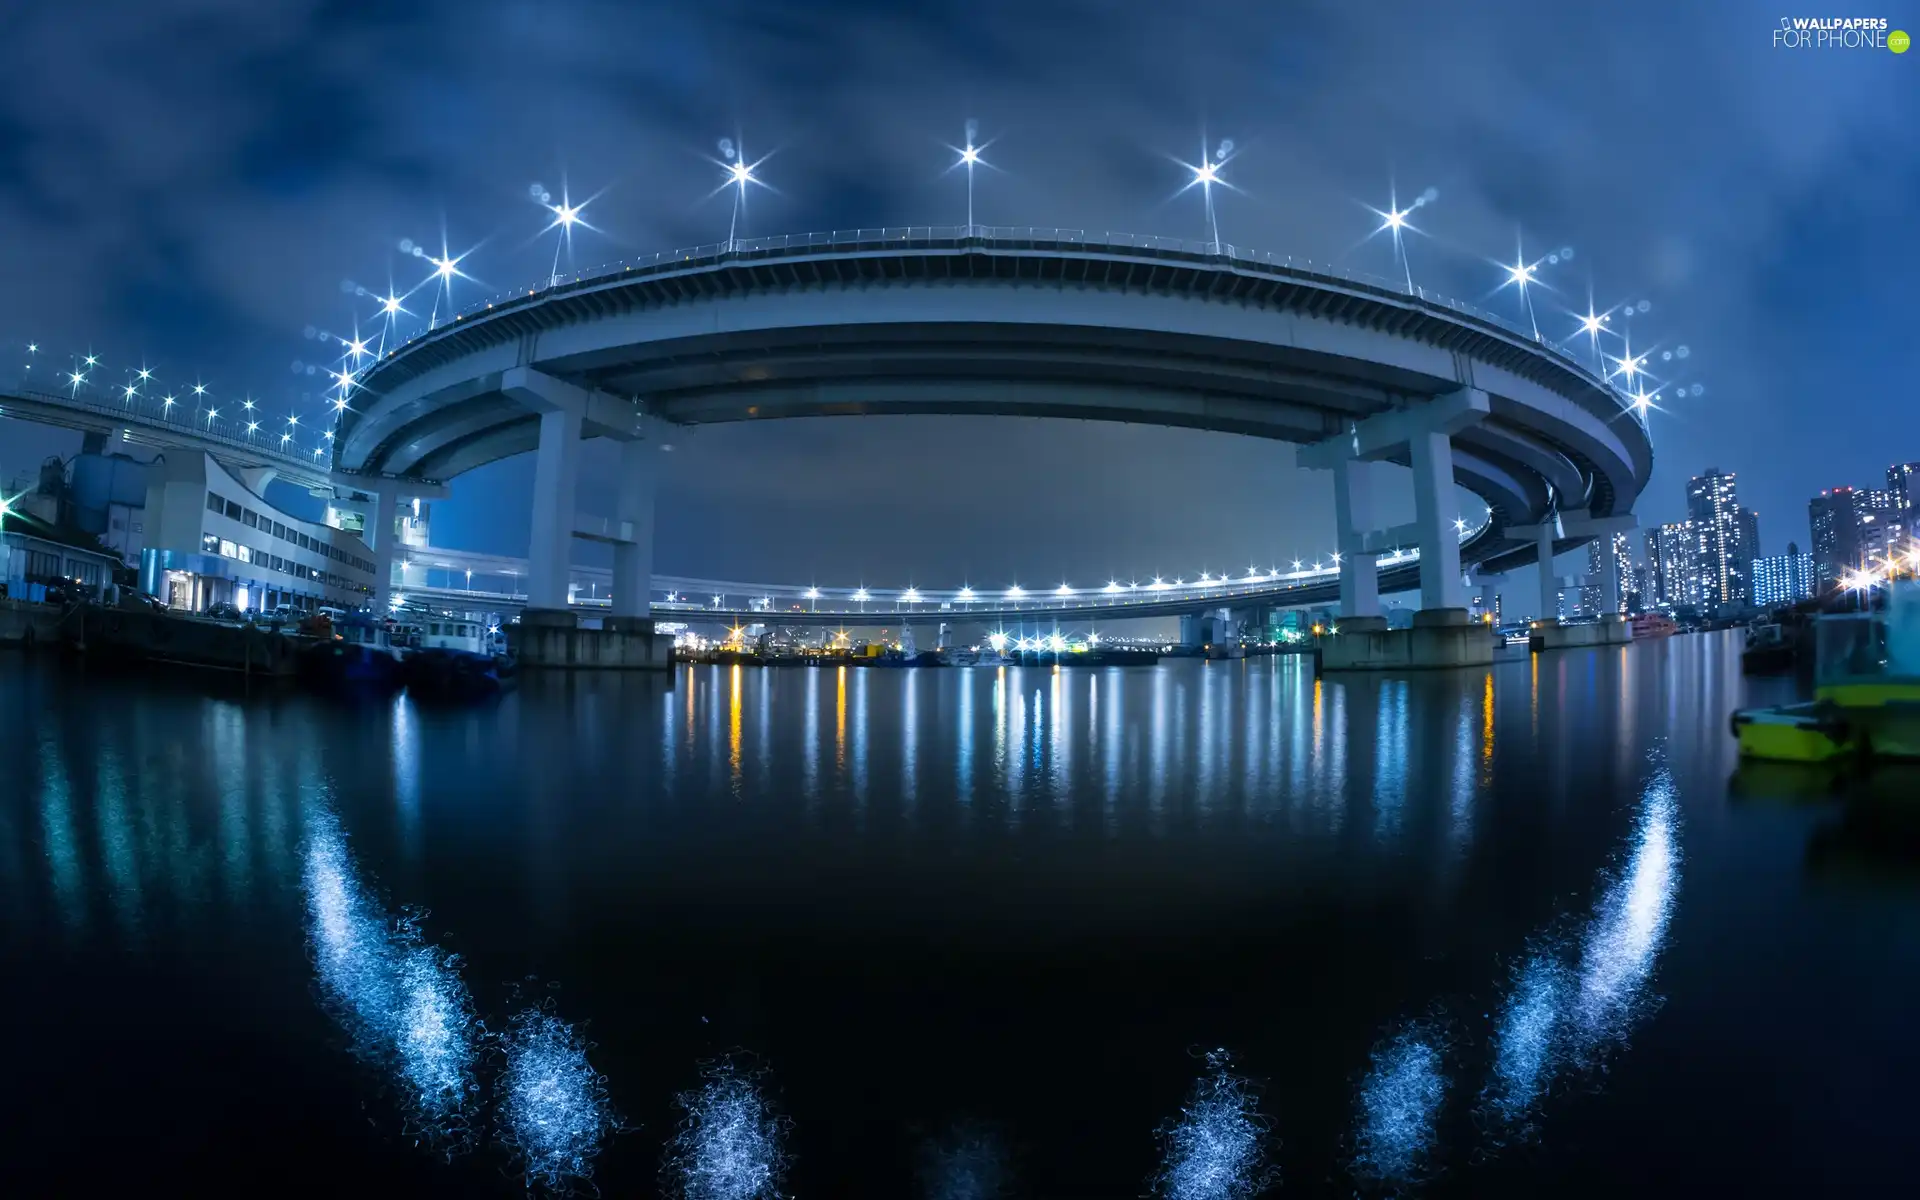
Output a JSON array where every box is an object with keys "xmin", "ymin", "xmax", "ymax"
[
  {"xmin": 1301, "ymin": 386, "xmax": 1488, "ymax": 619},
  {"xmin": 527, "ymin": 406, "xmax": 583, "ymax": 612},
  {"xmin": 1331, "ymin": 459, "xmax": 1380, "ymax": 618},
  {"xmin": 611, "ymin": 439, "xmax": 656, "ymax": 619},
  {"xmin": 1409, "ymin": 427, "xmax": 1466, "ymax": 611},
  {"xmin": 325, "ymin": 477, "xmax": 449, "ymax": 613},
  {"xmin": 1509, "ymin": 511, "xmax": 1638, "ymax": 626}
]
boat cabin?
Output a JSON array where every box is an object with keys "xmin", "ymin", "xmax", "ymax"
[
  {"xmin": 336, "ymin": 616, "xmax": 399, "ymax": 656},
  {"xmin": 420, "ymin": 617, "xmax": 490, "ymax": 656}
]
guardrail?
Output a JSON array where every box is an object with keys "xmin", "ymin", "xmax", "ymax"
[
  {"xmin": 376, "ymin": 224, "xmax": 1624, "ymax": 403},
  {"xmin": 0, "ymin": 384, "xmax": 331, "ymax": 476}
]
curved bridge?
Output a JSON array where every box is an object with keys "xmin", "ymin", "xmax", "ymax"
[
  {"xmin": 336, "ymin": 225, "xmax": 1654, "ymax": 616},
  {"xmin": 390, "ymin": 525, "xmax": 1484, "ymax": 627}
]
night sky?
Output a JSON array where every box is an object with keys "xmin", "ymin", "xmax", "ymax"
[{"xmin": 1, "ymin": 1, "xmax": 1913, "ymax": 588}]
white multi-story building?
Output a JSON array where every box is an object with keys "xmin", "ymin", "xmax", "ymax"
[
  {"xmin": 1752, "ymin": 545, "xmax": 1814, "ymax": 608},
  {"xmin": 137, "ymin": 452, "xmax": 378, "ymax": 613}
]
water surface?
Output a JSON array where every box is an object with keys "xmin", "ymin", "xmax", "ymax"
[{"xmin": 2, "ymin": 634, "xmax": 1914, "ymax": 1195}]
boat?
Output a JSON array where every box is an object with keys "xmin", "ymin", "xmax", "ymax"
[
  {"xmin": 1630, "ymin": 612, "xmax": 1678, "ymax": 638},
  {"xmin": 1731, "ymin": 580, "xmax": 1920, "ymax": 763},
  {"xmin": 945, "ymin": 648, "xmax": 1011, "ymax": 667},
  {"xmin": 401, "ymin": 616, "xmax": 514, "ymax": 699},
  {"xmin": 298, "ymin": 613, "xmax": 405, "ymax": 693},
  {"xmin": 1730, "ymin": 701, "xmax": 1855, "ymax": 763}
]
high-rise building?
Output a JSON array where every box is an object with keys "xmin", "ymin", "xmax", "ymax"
[
  {"xmin": 1583, "ymin": 531, "xmax": 1631, "ymax": 615},
  {"xmin": 1809, "ymin": 486, "xmax": 1909, "ymax": 589},
  {"xmin": 1809, "ymin": 488, "xmax": 1860, "ymax": 590},
  {"xmin": 1752, "ymin": 541, "xmax": 1814, "ymax": 608},
  {"xmin": 1646, "ymin": 522, "xmax": 1693, "ymax": 608},
  {"xmin": 1628, "ymin": 564, "xmax": 1654, "ymax": 611},
  {"xmin": 1858, "ymin": 489, "xmax": 1906, "ymax": 571},
  {"xmin": 1889, "ymin": 461, "xmax": 1919, "ymax": 512},
  {"xmin": 1686, "ymin": 469, "xmax": 1746, "ymax": 611},
  {"xmin": 1731, "ymin": 507, "xmax": 1760, "ymax": 606}
]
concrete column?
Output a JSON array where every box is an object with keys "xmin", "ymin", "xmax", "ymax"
[
  {"xmin": 528, "ymin": 405, "xmax": 583, "ymax": 611},
  {"xmin": 611, "ymin": 439, "xmax": 656, "ymax": 618},
  {"xmin": 1332, "ymin": 458, "xmax": 1380, "ymax": 618},
  {"xmin": 1409, "ymin": 429, "xmax": 1464, "ymax": 611},
  {"xmin": 1536, "ymin": 524, "xmax": 1558, "ymax": 623},
  {"xmin": 1600, "ymin": 538, "xmax": 1623, "ymax": 616},
  {"xmin": 371, "ymin": 512, "xmax": 397, "ymax": 611}
]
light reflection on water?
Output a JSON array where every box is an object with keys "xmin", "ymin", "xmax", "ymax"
[
  {"xmin": 1353, "ymin": 1025, "xmax": 1448, "ymax": 1185},
  {"xmin": 1152, "ymin": 1049, "xmax": 1275, "ymax": 1200},
  {"xmin": 1481, "ymin": 756, "xmax": 1681, "ymax": 1138},
  {"xmin": 498, "ymin": 1005, "xmax": 620, "ymax": 1192},
  {"xmin": 664, "ymin": 1056, "xmax": 789, "ymax": 1200},
  {"xmin": 303, "ymin": 806, "xmax": 481, "ymax": 1152},
  {"xmin": 0, "ymin": 641, "xmax": 1755, "ymax": 1194}
]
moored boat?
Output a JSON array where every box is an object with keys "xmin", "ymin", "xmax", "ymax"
[
  {"xmin": 1730, "ymin": 701, "xmax": 1854, "ymax": 763},
  {"xmin": 1730, "ymin": 581, "xmax": 1920, "ymax": 763},
  {"xmin": 1630, "ymin": 612, "xmax": 1678, "ymax": 638},
  {"xmin": 298, "ymin": 614, "xmax": 404, "ymax": 694},
  {"xmin": 400, "ymin": 616, "xmax": 514, "ymax": 699}
]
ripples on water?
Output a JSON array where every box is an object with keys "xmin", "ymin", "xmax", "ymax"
[
  {"xmin": 1152, "ymin": 1049, "xmax": 1275, "ymax": 1200},
  {"xmin": 1480, "ymin": 756, "xmax": 1681, "ymax": 1139},
  {"xmin": 303, "ymin": 808, "xmax": 481, "ymax": 1152},
  {"xmin": 1, "ymin": 649, "xmax": 1734, "ymax": 1194},
  {"xmin": 498, "ymin": 1005, "xmax": 621, "ymax": 1192},
  {"xmin": 1353, "ymin": 1026, "xmax": 1448, "ymax": 1185},
  {"xmin": 663, "ymin": 1056, "xmax": 789, "ymax": 1200}
]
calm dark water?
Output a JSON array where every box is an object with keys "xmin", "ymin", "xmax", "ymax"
[{"xmin": 3, "ymin": 634, "xmax": 1917, "ymax": 1197}]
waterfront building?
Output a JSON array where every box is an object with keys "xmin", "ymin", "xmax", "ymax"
[
  {"xmin": 1751, "ymin": 543, "xmax": 1814, "ymax": 608},
  {"xmin": 0, "ymin": 507, "xmax": 123, "ymax": 603},
  {"xmin": 137, "ymin": 452, "xmax": 378, "ymax": 613}
]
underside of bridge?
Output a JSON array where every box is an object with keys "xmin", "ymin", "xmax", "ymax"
[{"xmin": 333, "ymin": 235, "xmax": 1652, "ymax": 631}]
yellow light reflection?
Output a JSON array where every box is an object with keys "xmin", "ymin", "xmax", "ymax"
[
  {"xmin": 728, "ymin": 663, "xmax": 743, "ymax": 786},
  {"xmin": 835, "ymin": 665, "xmax": 847, "ymax": 770}
]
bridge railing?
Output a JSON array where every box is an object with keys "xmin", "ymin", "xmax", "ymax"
[
  {"xmin": 379, "ymin": 225, "xmax": 1618, "ymax": 401},
  {"xmin": 392, "ymin": 524, "xmax": 1480, "ymax": 619},
  {"xmin": 0, "ymin": 384, "xmax": 333, "ymax": 476}
]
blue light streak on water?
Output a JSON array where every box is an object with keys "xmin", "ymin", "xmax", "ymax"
[
  {"xmin": 1570, "ymin": 766, "xmax": 1679, "ymax": 1055},
  {"xmin": 1479, "ymin": 758, "xmax": 1681, "ymax": 1135},
  {"xmin": 1354, "ymin": 1029, "xmax": 1446, "ymax": 1184},
  {"xmin": 499, "ymin": 1007, "xmax": 618, "ymax": 1192},
  {"xmin": 303, "ymin": 809, "xmax": 479, "ymax": 1152},
  {"xmin": 1484, "ymin": 951, "xmax": 1568, "ymax": 1133},
  {"xmin": 1152, "ymin": 1049, "xmax": 1274, "ymax": 1200},
  {"xmin": 664, "ymin": 1057, "xmax": 788, "ymax": 1200}
]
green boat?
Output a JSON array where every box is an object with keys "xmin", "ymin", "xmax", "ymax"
[{"xmin": 1731, "ymin": 580, "xmax": 1920, "ymax": 764}]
